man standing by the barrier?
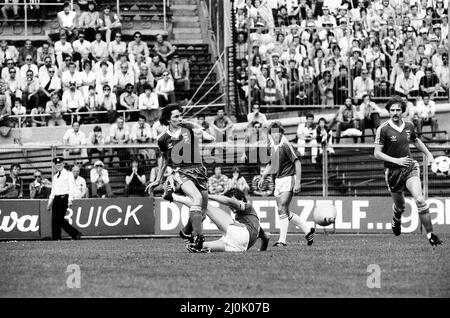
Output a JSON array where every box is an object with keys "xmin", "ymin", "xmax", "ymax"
[{"xmin": 47, "ymin": 157, "xmax": 82, "ymax": 240}]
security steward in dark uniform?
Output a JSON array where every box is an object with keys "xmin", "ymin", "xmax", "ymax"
[{"xmin": 47, "ymin": 157, "xmax": 82, "ymax": 240}]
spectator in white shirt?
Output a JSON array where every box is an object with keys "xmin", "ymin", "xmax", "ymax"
[
  {"xmin": 62, "ymin": 82, "xmax": 84, "ymax": 114},
  {"xmin": 127, "ymin": 31, "xmax": 150, "ymax": 64},
  {"xmin": 19, "ymin": 55, "xmax": 38, "ymax": 83},
  {"xmin": 155, "ymin": 71, "xmax": 175, "ymax": 106},
  {"xmin": 38, "ymin": 66, "xmax": 61, "ymax": 107},
  {"xmin": 21, "ymin": 69, "xmax": 40, "ymax": 110},
  {"xmin": 63, "ymin": 121, "xmax": 88, "ymax": 159},
  {"xmin": 114, "ymin": 62, "xmax": 135, "ymax": 96},
  {"xmin": 138, "ymin": 83, "xmax": 159, "ymax": 125},
  {"xmin": 297, "ymin": 113, "xmax": 318, "ymax": 163},
  {"xmin": 95, "ymin": 61, "xmax": 114, "ymax": 95},
  {"xmin": 353, "ymin": 68, "xmax": 374, "ymax": 100},
  {"xmin": 79, "ymin": 60, "xmax": 96, "ymax": 99},
  {"xmin": 38, "ymin": 56, "xmax": 59, "ymax": 87},
  {"xmin": 246, "ymin": 103, "xmax": 268, "ymax": 127},
  {"xmin": 36, "ymin": 42, "xmax": 56, "ymax": 67},
  {"xmin": 57, "ymin": 2, "xmax": 78, "ymax": 40},
  {"xmin": 90, "ymin": 160, "xmax": 113, "ymax": 198},
  {"xmin": 94, "ymin": 56, "xmax": 114, "ymax": 77},
  {"xmin": 108, "ymin": 32, "xmax": 127, "ymax": 62},
  {"xmin": 109, "ymin": 116, "xmax": 130, "ymax": 168},
  {"xmin": 91, "ymin": 31, "xmax": 109, "ymax": 62},
  {"xmin": 79, "ymin": 85, "xmax": 101, "ymax": 124},
  {"xmin": 72, "ymin": 32, "xmax": 92, "ymax": 69},
  {"xmin": 416, "ymin": 93, "xmax": 438, "ymax": 139},
  {"xmin": 61, "ymin": 62, "xmax": 82, "ymax": 91},
  {"xmin": 1, "ymin": 59, "xmax": 19, "ymax": 82},
  {"xmin": 11, "ymin": 98, "xmax": 27, "ymax": 128},
  {"xmin": 54, "ymin": 33, "xmax": 74, "ymax": 70},
  {"xmin": 46, "ymin": 92, "xmax": 66, "ymax": 126},
  {"xmin": 131, "ymin": 115, "xmax": 153, "ymax": 144},
  {"xmin": 119, "ymin": 83, "xmax": 138, "ymax": 121},
  {"xmin": 72, "ymin": 164, "xmax": 88, "ymax": 199},
  {"xmin": 6, "ymin": 67, "xmax": 22, "ymax": 104},
  {"xmin": 98, "ymin": 84, "xmax": 117, "ymax": 123},
  {"xmin": 436, "ymin": 52, "xmax": 449, "ymax": 94},
  {"xmin": 394, "ymin": 64, "xmax": 419, "ymax": 98}
]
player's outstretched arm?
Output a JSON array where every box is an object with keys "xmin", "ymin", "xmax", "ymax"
[
  {"xmin": 209, "ymin": 194, "xmax": 241, "ymax": 211},
  {"xmin": 146, "ymin": 154, "xmax": 168, "ymax": 191},
  {"xmin": 413, "ymin": 138, "xmax": 434, "ymax": 164}
]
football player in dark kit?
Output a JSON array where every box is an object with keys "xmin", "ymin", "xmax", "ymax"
[
  {"xmin": 374, "ymin": 96, "xmax": 442, "ymax": 246},
  {"xmin": 47, "ymin": 157, "xmax": 82, "ymax": 240},
  {"xmin": 149, "ymin": 104, "xmax": 215, "ymax": 252}
]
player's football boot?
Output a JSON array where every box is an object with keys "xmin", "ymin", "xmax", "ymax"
[
  {"xmin": 259, "ymin": 233, "xmax": 270, "ymax": 251},
  {"xmin": 186, "ymin": 243, "xmax": 211, "ymax": 253},
  {"xmin": 391, "ymin": 216, "xmax": 401, "ymax": 236},
  {"xmin": 162, "ymin": 182, "xmax": 174, "ymax": 202},
  {"xmin": 179, "ymin": 230, "xmax": 194, "ymax": 243},
  {"xmin": 428, "ymin": 233, "xmax": 442, "ymax": 247},
  {"xmin": 194, "ymin": 234, "xmax": 205, "ymax": 250},
  {"xmin": 273, "ymin": 241, "xmax": 287, "ymax": 247},
  {"xmin": 305, "ymin": 228, "xmax": 315, "ymax": 246}
]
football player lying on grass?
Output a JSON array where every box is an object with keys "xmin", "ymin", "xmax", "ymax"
[{"xmin": 165, "ymin": 183, "xmax": 270, "ymax": 253}]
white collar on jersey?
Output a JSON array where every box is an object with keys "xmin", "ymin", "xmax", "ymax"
[
  {"xmin": 268, "ymin": 135, "xmax": 288, "ymax": 150},
  {"xmin": 166, "ymin": 127, "xmax": 182, "ymax": 139},
  {"xmin": 388, "ymin": 119, "xmax": 405, "ymax": 133}
]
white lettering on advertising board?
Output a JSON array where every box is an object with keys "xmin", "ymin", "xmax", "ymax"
[
  {"xmin": 65, "ymin": 204, "xmax": 144, "ymax": 228},
  {"xmin": 0, "ymin": 210, "xmax": 39, "ymax": 233}
]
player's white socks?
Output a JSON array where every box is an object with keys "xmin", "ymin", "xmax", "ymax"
[
  {"xmin": 288, "ymin": 212, "xmax": 310, "ymax": 234},
  {"xmin": 278, "ymin": 214, "xmax": 289, "ymax": 244}
]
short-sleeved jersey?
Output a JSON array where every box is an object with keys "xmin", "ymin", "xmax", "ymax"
[
  {"xmin": 268, "ymin": 137, "xmax": 299, "ymax": 179},
  {"xmin": 374, "ymin": 120, "xmax": 417, "ymax": 168},
  {"xmin": 157, "ymin": 122, "xmax": 202, "ymax": 169},
  {"xmin": 234, "ymin": 201, "xmax": 260, "ymax": 250}
]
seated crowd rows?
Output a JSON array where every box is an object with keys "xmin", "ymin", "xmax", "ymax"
[
  {"xmin": 234, "ymin": 0, "xmax": 449, "ymax": 107},
  {"xmin": 0, "ymin": 0, "xmax": 189, "ymax": 129}
]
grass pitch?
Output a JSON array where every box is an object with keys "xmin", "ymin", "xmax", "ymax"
[{"xmin": 1, "ymin": 234, "xmax": 449, "ymax": 298}]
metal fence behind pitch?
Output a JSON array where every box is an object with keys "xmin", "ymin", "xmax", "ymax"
[{"xmin": 0, "ymin": 142, "xmax": 449, "ymax": 200}]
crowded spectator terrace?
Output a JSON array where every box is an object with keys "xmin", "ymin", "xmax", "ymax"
[{"xmin": 233, "ymin": 0, "xmax": 449, "ymax": 111}]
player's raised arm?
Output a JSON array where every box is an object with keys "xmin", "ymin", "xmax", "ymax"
[
  {"xmin": 208, "ymin": 194, "xmax": 242, "ymax": 211},
  {"xmin": 147, "ymin": 153, "xmax": 168, "ymax": 191},
  {"xmin": 185, "ymin": 120, "xmax": 216, "ymax": 142},
  {"xmin": 258, "ymin": 163, "xmax": 272, "ymax": 189}
]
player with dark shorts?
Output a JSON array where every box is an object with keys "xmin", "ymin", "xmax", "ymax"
[
  {"xmin": 149, "ymin": 103, "xmax": 215, "ymax": 253},
  {"xmin": 167, "ymin": 185, "xmax": 270, "ymax": 252},
  {"xmin": 374, "ymin": 96, "xmax": 442, "ymax": 247},
  {"xmin": 259, "ymin": 121, "xmax": 315, "ymax": 247}
]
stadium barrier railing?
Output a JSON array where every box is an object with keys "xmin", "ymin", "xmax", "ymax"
[
  {"xmin": 0, "ymin": 0, "xmax": 170, "ymax": 36},
  {"xmin": 1, "ymin": 142, "xmax": 449, "ymax": 239}
]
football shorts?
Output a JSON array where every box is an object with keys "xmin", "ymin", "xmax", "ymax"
[
  {"xmin": 384, "ymin": 160, "xmax": 420, "ymax": 193},
  {"xmin": 274, "ymin": 175, "xmax": 296, "ymax": 197},
  {"xmin": 220, "ymin": 222, "xmax": 250, "ymax": 252},
  {"xmin": 173, "ymin": 166, "xmax": 208, "ymax": 192}
]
